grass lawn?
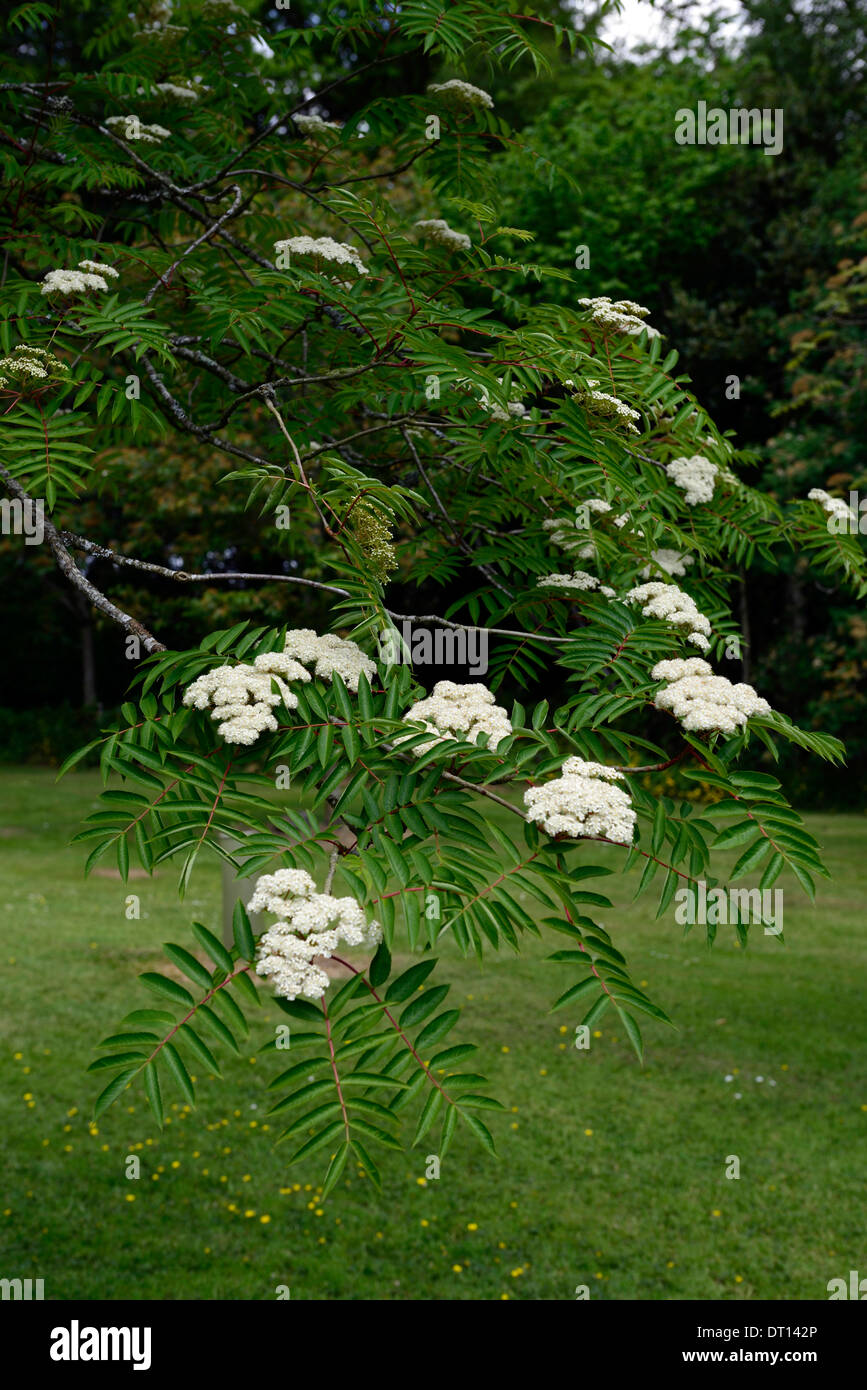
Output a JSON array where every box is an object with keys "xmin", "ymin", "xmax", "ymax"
[{"xmin": 1, "ymin": 766, "xmax": 865, "ymax": 1301}]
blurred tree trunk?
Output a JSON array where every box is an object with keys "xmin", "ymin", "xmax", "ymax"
[
  {"xmin": 739, "ymin": 573, "xmax": 751, "ymax": 684},
  {"xmin": 77, "ymin": 593, "xmax": 98, "ymax": 708}
]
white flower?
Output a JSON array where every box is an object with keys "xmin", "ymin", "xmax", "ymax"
[
  {"xmin": 414, "ymin": 219, "xmax": 471, "ymax": 253},
  {"xmin": 578, "ymin": 296, "xmax": 660, "ymax": 338},
  {"xmin": 294, "ymin": 113, "xmax": 342, "ymax": 136},
  {"xmin": 399, "ymin": 680, "xmax": 512, "ymax": 756},
  {"xmin": 281, "ymin": 629, "xmax": 377, "ymax": 692},
  {"xmin": 666, "ymin": 455, "xmax": 717, "ymax": 506},
  {"xmin": 807, "ymin": 487, "xmax": 855, "ymax": 526},
  {"xmin": 542, "ymin": 516, "xmax": 596, "ymax": 558},
  {"xmin": 650, "ymin": 658, "xmax": 715, "ymax": 682},
  {"xmin": 250, "ymin": 869, "xmax": 382, "ymax": 1001},
  {"xmin": 489, "ymin": 400, "xmax": 525, "ymax": 421},
  {"xmin": 105, "ymin": 114, "xmax": 171, "ymax": 143},
  {"xmin": 253, "ymin": 651, "xmax": 311, "ymax": 682},
  {"xmin": 640, "ymin": 548, "xmax": 694, "ymax": 579},
  {"xmin": 524, "ymin": 756, "xmax": 636, "ymax": 845},
  {"xmin": 605, "ymin": 509, "xmax": 646, "ymax": 538},
  {"xmin": 274, "ymin": 235, "xmax": 367, "ymax": 276},
  {"xmin": 538, "ymin": 571, "xmax": 615, "ymax": 598},
  {"xmin": 157, "ymin": 81, "xmax": 199, "ymax": 100},
  {"xmin": 427, "ymin": 79, "xmax": 493, "ymax": 110},
  {"xmin": 182, "ymin": 662, "xmax": 297, "ymax": 745},
  {"xmin": 0, "ymin": 344, "xmax": 67, "ymax": 381},
  {"xmin": 77, "ymin": 259, "xmax": 119, "ymax": 279},
  {"xmin": 623, "ymin": 581, "xmax": 712, "ymax": 649},
  {"xmin": 41, "ymin": 268, "xmax": 110, "ymax": 296},
  {"xmin": 137, "ymin": 81, "xmax": 199, "ymax": 101},
  {"xmin": 651, "ymin": 657, "xmax": 771, "ymax": 734},
  {"xmin": 569, "ymin": 380, "xmax": 641, "ymax": 432}
]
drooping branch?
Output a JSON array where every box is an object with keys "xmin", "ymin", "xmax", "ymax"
[{"xmin": 0, "ymin": 464, "xmax": 166, "ymax": 654}]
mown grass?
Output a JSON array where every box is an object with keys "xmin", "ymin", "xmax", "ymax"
[{"xmin": 1, "ymin": 767, "xmax": 865, "ymax": 1300}]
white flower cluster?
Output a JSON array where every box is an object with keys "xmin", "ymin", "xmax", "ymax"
[
  {"xmin": 40, "ymin": 259, "xmax": 119, "ymax": 296},
  {"xmin": 181, "ymin": 632, "xmax": 376, "ymax": 745},
  {"xmin": 465, "ymin": 376, "xmax": 526, "ymax": 421},
  {"xmin": 623, "ymin": 581, "xmax": 712, "ymax": 651},
  {"xmin": 282, "ymin": 629, "xmax": 377, "ymax": 692},
  {"xmin": 807, "ymin": 487, "xmax": 854, "ymax": 526},
  {"xmin": 400, "ymin": 681, "xmax": 512, "ymax": 755},
  {"xmin": 651, "ymin": 658, "xmax": 771, "ymax": 735},
  {"xmin": 489, "ymin": 399, "xmax": 525, "ymax": 421},
  {"xmin": 490, "ymin": 401, "xmax": 525, "ymax": 422},
  {"xmin": 136, "ymin": 81, "xmax": 199, "ymax": 101},
  {"xmin": 607, "ymin": 509, "xmax": 646, "ymax": 538},
  {"xmin": 251, "ymin": 869, "xmax": 382, "ymax": 1002},
  {"xmin": 538, "ymin": 572, "xmax": 616, "ymax": 598},
  {"xmin": 79, "ymin": 259, "xmax": 119, "ymax": 279},
  {"xmin": 578, "ymin": 296, "xmax": 660, "ymax": 338},
  {"xmin": 275, "ymin": 235, "xmax": 367, "ymax": 276},
  {"xmin": 427, "ymin": 79, "xmax": 494, "ymax": 110},
  {"xmin": 524, "ymin": 756, "xmax": 636, "ymax": 845},
  {"xmin": 542, "ymin": 515, "xmax": 595, "ymax": 560},
  {"xmin": 294, "ymin": 113, "xmax": 342, "ymax": 137},
  {"xmin": 666, "ymin": 454, "xmax": 717, "ymax": 506},
  {"xmin": 182, "ymin": 655, "xmax": 302, "ymax": 745},
  {"xmin": 0, "ymin": 344, "xmax": 68, "ymax": 387},
  {"xmin": 105, "ymin": 114, "xmax": 171, "ymax": 143},
  {"xmin": 414, "ymin": 219, "xmax": 471, "ymax": 253},
  {"xmin": 569, "ymin": 379, "xmax": 641, "ymax": 433},
  {"xmin": 640, "ymin": 548, "xmax": 694, "ymax": 579}
]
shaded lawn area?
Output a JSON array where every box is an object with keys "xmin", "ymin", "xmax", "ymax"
[{"xmin": 1, "ymin": 767, "xmax": 865, "ymax": 1300}]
